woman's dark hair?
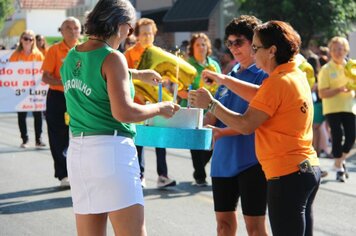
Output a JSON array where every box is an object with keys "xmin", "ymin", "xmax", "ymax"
[
  {"xmin": 85, "ymin": 0, "xmax": 135, "ymax": 39},
  {"xmin": 187, "ymin": 33, "xmax": 212, "ymax": 57},
  {"xmin": 225, "ymin": 15, "xmax": 261, "ymax": 42},
  {"xmin": 254, "ymin": 20, "xmax": 301, "ymax": 65}
]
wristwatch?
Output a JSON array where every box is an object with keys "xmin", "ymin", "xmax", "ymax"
[{"xmin": 207, "ymin": 99, "xmax": 218, "ymax": 114}]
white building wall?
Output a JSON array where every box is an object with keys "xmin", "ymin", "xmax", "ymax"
[
  {"xmin": 26, "ymin": 9, "xmax": 66, "ymax": 37},
  {"xmin": 174, "ymin": 32, "xmax": 190, "ymax": 48}
]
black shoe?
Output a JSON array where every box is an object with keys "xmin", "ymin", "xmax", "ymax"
[
  {"xmin": 35, "ymin": 141, "xmax": 46, "ymax": 149},
  {"xmin": 336, "ymin": 171, "xmax": 346, "ymax": 182},
  {"xmin": 194, "ymin": 179, "xmax": 208, "ymax": 187}
]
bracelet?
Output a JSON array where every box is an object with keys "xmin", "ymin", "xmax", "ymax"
[{"xmin": 207, "ymin": 99, "xmax": 218, "ymax": 114}]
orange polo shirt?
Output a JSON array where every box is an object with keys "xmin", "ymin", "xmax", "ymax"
[
  {"xmin": 250, "ymin": 61, "xmax": 318, "ymax": 179},
  {"xmin": 124, "ymin": 43, "xmax": 146, "ymax": 69},
  {"xmin": 41, "ymin": 41, "xmax": 75, "ymax": 92},
  {"xmin": 9, "ymin": 49, "xmax": 44, "ymax": 62}
]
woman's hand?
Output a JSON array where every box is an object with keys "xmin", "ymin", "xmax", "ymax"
[
  {"xmin": 201, "ymin": 69, "xmax": 225, "ymax": 85},
  {"xmin": 157, "ymin": 101, "xmax": 180, "ymax": 118},
  {"xmin": 136, "ymin": 69, "xmax": 162, "ymax": 85},
  {"xmin": 188, "ymin": 88, "xmax": 214, "ymax": 109},
  {"xmin": 338, "ymin": 85, "xmax": 349, "ymax": 93}
]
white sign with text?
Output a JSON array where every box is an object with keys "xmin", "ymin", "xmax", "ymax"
[{"xmin": 0, "ymin": 61, "xmax": 48, "ymax": 112}]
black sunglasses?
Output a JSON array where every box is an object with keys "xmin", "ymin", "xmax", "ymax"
[
  {"xmin": 251, "ymin": 44, "xmax": 265, "ymax": 54},
  {"xmin": 127, "ymin": 23, "xmax": 134, "ymax": 37},
  {"xmin": 22, "ymin": 36, "xmax": 34, "ymax": 42},
  {"xmin": 225, "ymin": 38, "xmax": 245, "ymax": 48}
]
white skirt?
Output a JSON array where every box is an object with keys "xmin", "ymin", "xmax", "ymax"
[{"xmin": 67, "ymin": 135, "xmax": 143, "ymax": 214}]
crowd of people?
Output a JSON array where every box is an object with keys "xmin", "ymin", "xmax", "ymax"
[{"xmin": 5, "ymin": 0, "xmax": 355, "ymax": 235}]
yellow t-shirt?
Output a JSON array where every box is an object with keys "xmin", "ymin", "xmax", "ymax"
[
  {"xmin": 250, "ymin": 61, "xmax": 318, "ymax": 179},
  {"xmin": 318, "ymin": 60, "xmax": 355, "ymax": 115}
]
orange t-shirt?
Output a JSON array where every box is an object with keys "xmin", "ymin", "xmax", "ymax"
[
  {"xmin": 250, "ymin": 61, "xmax": 318, "ymax": 179},
  {"xmin": 125, "ymin": 43, "xmax": 147, "ymax": 104},
  {"xmin": 41, "ymin": 41, "xmax": 74, "ymax": 92},
  {"xmin": 39, "ymin": 47, "xmax": 48, "ymax": 57},
  {"xmin": 9, "ymin": 49, "xmax": 44, "ymax": 62},
  {"xmin": 124, "ymin": 43, "xmax": 146, "ymax": 69}
]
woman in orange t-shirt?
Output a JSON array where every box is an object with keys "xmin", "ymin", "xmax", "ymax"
[
  {"xmin": 189, "ymin": 21, "xmax": 321, "ymax": 235},
  {"xmin": 35, "ymin": 34, "xmax": 48, "ymax": 57},
  {"xmin": 9, "ymin": 30, "xmax": 45, "ymax": 148}
]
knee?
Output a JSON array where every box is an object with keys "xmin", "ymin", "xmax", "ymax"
[
  {"xmin": 245, "ymin": 217, "xmax": 268, "ymax": 236},
  {"xmin": 216, "ymin": 218, "xmax": 237, "ymax": 236},
  {"xmin": 245, "ymin": 223, "xmax": 261, "ymax": 236}
]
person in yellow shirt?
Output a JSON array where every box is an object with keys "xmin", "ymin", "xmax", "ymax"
[
  {"xmin": 9, "ymin": 30, "xmax": 46, "ymax": 148},
  {"xmin": 189, "ymin": 20, "xmax": 320, "ymax": 235},
  {"xmin": 318, "ymin": 36, "xmax": 355, "ymax": 182},
  {"xmin": 41, "ymin": 17, "xmax": 81, "ymax": 187}
]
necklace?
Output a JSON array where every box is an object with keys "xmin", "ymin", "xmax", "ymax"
[{"xmin": 88, "ymin": 37, "xmax": 111, "ymax": 48}]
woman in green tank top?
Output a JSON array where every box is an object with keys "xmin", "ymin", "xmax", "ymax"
[{"xmin": 60, "ymin": 0, "xmax": 180, "ymax": 235}]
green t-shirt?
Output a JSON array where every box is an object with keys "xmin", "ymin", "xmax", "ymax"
[
  {"xmin": 180, "ymin": 56, "xmax": 221, "ymax": 107},
  {"xmin": 60, "ymin": 45, "xmax": 136, "ymax": 137}
]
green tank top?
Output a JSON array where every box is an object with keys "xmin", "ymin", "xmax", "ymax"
[{"xmin": 60, "ymin": 45, "xmax": 136, "ymax": 138}]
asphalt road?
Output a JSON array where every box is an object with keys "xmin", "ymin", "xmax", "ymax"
[{"xmin": 0, "ymin": 113, "xmax": 355, "ymax": 235}]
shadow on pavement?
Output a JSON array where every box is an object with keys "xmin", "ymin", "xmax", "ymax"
[
  {"xmin": 0, "ymin": 186, "xmax": 69, "ymax": 200},
  {"xmin": 0, "ymin": 197, "xmax": 72, "ymax": 214},
  {"xmin": 0, "ymin": 147, "xmax": 49, "ymax": 154},
  {"xmin": 143, "ymin": 181, "xmax": 212, "ymax": 199}
]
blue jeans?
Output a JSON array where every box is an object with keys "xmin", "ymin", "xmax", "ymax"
[{"xmin": 267, "ymin": 167, "xmax": 321, "ymax": 236}]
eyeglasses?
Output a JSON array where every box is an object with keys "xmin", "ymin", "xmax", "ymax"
[
  {"xmin": 126, "ymin": 23, "xmax": 134, "ymax": 37},
  {"xmin": 22, "ymin": 36, "xmax": 34, "ymax": 42},
  {"xmin": 251, "ymin": 44, "xmax": 265, "ymax": 54},
  {"xmin": 225, "ymin": 38, "xmax": 245, "ymax": 48}
]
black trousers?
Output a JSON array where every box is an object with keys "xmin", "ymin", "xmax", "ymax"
[
  {"xmin": 46, "ymin": 89, "xmax": 69, "ymax": 180},
  {"xmin": 325, "ymin": 112, "xmax": 355, "ymax": 158},
  {"xmin": 267, "ymin": 167, "xmax": 321, "ymax": 236},
  {"xmin": 190, "ymin": 149, "xmax": 213, "ymax": 181},
  {"xmin": 17, "ymin": 111, "xmax": 43, "ymax": 143},
  {"xmin": 136, "ymin": 146, "xmax": 168, "ymax": 177}
]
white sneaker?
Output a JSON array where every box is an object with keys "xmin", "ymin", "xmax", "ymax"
[
  {"xmin": 60, "ymin": 177, "xmax": 70, "ymax": 188},
  {"xmin": 141, "ymin": 177, "xmax": 146, "ymax": 188},
  {"xmin": 157, "ymin": 175, "xmax": 176, "ymax": 188},
  {"xmin": 20, "ymin": 142, "xmax": 29, "ymax": 148}
]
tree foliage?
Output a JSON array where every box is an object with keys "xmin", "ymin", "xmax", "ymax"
[
  {"xmin": 0, "ymin": 0, "xmax": 14, "ymax": 32},
  {"xmin": 236, "ymin": 0, "xmax": 356, "ymax": 47}
]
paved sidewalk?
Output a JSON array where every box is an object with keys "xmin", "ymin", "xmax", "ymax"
[{"xmin": 0, "ymin": 113, "xmax": 355, "ymax": 235}]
